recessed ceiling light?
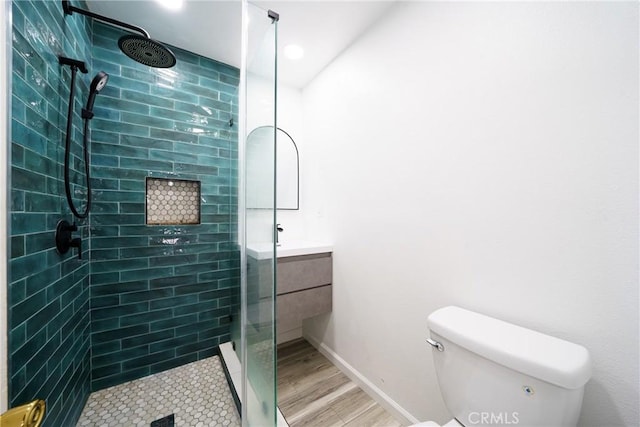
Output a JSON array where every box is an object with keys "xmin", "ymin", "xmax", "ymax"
[
  {"xmin": 284, "ymin": 44, "xmax": 304, "ymax": 60},
  {"xmin": 156, "ymin": 0, "xmax": 183, "ymax": 11}
]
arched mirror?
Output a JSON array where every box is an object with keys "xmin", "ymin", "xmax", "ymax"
[{"xmin": 247, "ymin": 126, "xmax": 299, "ymax": 210}]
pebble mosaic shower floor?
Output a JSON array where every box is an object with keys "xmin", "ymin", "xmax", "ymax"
[{"xmin": 77, "ymin": 356, "xmax": 240, "ymax": 427}]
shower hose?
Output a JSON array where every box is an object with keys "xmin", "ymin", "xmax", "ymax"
[{"xmin": 63, "ymin": 64, "xmax": 92, "ymax": 219}]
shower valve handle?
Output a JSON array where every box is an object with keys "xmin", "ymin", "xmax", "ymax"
[
  {"xmin": 55, "ymin": 220, "xmax": 82, "ymax": 260},
  {"xmin": 69, "ymin": 238, "xmax": 82, "ymax": 260}
]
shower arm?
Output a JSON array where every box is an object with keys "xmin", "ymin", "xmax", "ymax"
[{"xmin": 62, "ymin": 1, "xmax": 150, "ymax": 39}]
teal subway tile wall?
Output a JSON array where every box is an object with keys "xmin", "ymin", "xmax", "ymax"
[
  {"xmin": 9, "ymin": 1, "xmax": 92, "ymax": 425},
  {"xmin": 8, "ymin": 2, "xmax": 239, "ymax": 425},
  {"xmin": 88, "ymin": 22, "xmax": 240, "ymax": 392}
]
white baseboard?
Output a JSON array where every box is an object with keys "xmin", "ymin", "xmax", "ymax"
[{"xmin": 303, "ymin": 333, "xmax": 420, "ymax": 426}]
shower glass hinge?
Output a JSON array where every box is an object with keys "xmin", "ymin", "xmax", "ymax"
[{"xmin": 268, "ymin": 10, "xmax": 279, "ymax": 22}]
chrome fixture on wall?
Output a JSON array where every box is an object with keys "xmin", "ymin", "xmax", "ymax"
[{"xmin": 62, "ymin": 0, "xmax": 177, "ymax": 68}]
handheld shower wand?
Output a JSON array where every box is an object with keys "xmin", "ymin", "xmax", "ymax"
[
  {"xmin": 59, "ymin": 57, "xmax": 109, "ymax": 220},
  {"xmin": 56, "ymin": 63, "xmax": 108, "ymax": 259},
  {"xmin": 82, "ymin": 71, "xmax": 109, "ymax": 120}
]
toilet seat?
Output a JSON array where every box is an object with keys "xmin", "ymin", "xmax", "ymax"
[{"xmin": 411, "ymin": 419, "xmax": 463, "ymax": 427}]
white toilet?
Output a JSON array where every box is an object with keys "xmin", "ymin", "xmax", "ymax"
[{"xmin": 414, "ymin": 306, "xmax": 592, "ymax": 427}]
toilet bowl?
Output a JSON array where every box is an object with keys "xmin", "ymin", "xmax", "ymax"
[{"xmin": 414, "ymin": 306, "xmax": 591, "ymax": 427}]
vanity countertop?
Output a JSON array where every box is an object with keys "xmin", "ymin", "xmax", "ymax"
[{"xmin": 247, "ymin": 241, "xmax": 333, "ymax": 260}]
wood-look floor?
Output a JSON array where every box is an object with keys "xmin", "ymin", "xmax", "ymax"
[{"xmin": 277, "ymin": 339, "xmax": 405, "ymax": 427}]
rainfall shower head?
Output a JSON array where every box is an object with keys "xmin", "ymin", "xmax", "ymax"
[
  {"xmin": 62, "ymin": 1, "xmax": 177, "ymax": 68},
  {"xmin": 118, "ymin": 35, "xmax": 176, "ymax": 68}
]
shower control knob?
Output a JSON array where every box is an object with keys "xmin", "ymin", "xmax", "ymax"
[{"xmin": 55, "ymin": 220, "xmax": 82, "ymax": 260}]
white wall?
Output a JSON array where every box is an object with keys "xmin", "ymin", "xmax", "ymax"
[
  {"xmin": 273, "ymin": 82, "xmax": 307, "ymax": 242},
  {"xmin": 300, "ymin": 2, "xmax": 639, "ymax": 426}
]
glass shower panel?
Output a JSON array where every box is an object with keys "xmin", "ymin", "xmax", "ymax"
[{"xmin": 241, "ymin": 2, "xmax": 277, "ymax": 426}]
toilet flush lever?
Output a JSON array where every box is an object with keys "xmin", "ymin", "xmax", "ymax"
[{"xmin": 426, "ymin": 338, "xmax": 444, "ymax": 352}]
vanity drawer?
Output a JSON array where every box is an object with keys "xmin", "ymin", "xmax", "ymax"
[
  {"xmin": 276, "ymin": 253, "xmax": 332, "ymax": 295},
  {"xmin": 277, "ymin": 285, "xmax": 332, "ymax": 331}
]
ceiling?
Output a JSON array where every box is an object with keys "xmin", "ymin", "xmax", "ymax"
[{"xmin": 86, "ymin": 1, "xmax": 395, "ymax": 89}]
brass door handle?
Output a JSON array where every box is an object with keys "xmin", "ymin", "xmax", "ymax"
[{"xmin": 0, "ymin": 399, "xmax": 46, "ymax": 427}]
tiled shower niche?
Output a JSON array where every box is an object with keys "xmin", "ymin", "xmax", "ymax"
[{"xmin": 146, "ymin": 178, "xmax": 201, "ymax": 225}]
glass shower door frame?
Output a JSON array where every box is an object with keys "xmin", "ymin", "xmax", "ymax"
[{"xmin": 239, "ymin": 1, "xmax": 278, "ymax": 425}]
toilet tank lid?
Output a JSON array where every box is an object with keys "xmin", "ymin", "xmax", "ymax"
[{"xmin": 427, "ymin": 306, "xmax": 592, "ymax": 390}]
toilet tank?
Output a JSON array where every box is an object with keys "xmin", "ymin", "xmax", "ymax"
[{"xmin": 427, "ymin": 306, "xmax": 591, "ymax": 427}]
